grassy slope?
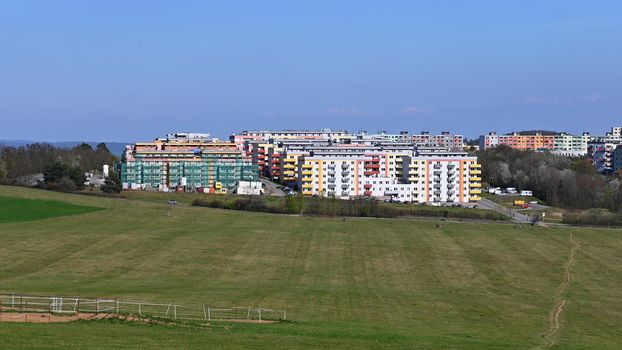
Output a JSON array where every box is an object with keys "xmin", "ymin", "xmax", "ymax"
[{"xmin": 0, "ymin": 186, "xmax": 620, "ymax": 349}]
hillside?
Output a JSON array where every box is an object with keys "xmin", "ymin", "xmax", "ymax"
[{"xmin": 0, "ymin": 186, "xmax": 621, "ymax": 349}]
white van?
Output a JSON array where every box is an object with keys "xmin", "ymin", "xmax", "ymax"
[
  {"xmin": 488, "ymin": 187, "xmax": 500, "ymax": 194},
  {"xmin": 520, "ymin": 190, "xmax": 532, "ymax": 196}
]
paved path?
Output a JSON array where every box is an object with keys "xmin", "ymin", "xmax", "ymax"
[
  {"xmin": 259, "ymin": 178, "xmax": 285, "ymax": 197},
  {"xmin": 479, "ymin": 198, "xmax": 532, "ymax": 223}
]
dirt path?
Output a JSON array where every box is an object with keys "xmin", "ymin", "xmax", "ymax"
[
  {"xmin": 542, "ymin": 232, "xmax": 580, "ymax": 348},
  {"xmin": 0, "ymin": 308, "xmax": 277, "ymax": 325},
  {"xmin": 0, "ymin": 311, "xmax": 114, "ymax": 323}
]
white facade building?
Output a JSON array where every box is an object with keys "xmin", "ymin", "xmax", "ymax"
[{"xmin": 296, "ymin": 148, "xmax": 481, "ymax": 204}]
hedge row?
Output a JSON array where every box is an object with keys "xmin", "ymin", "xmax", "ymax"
[
  {"xmin": 192, "ymin": 196, "xmax": 508, "ymax": 221},
  {"xmin": 562, "ymin": 209, "xmax": 622, "ymax": 227}
]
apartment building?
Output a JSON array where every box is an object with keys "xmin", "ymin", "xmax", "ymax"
[
  {"xmin": 613, "ymin": 145, "xmax": 622, "ymax": 174},
  {"xmin": 412, "ymin": 131, "xmax": 465, "ymax": 150},
  {"xmin": 296, "ymin": 150, "xmax": 416, "ymax": 201},
  {"xmin": 552, "ymin": 132, "xmax": 591, "ymax": 156},
  {"xmin": 587, "ymin": 141, "xmax": 621, "ymax": 173},
  {"xmin": 232, "ymin": 129, "xmax": 351, "ymax": 143},
  {"xmin": 403, "ymin": 151, "xmax": 481, "ymax": 203},
  {"xmin": 119, "ymin": 133, "xmax": 258, "ymax": 192},
  {"xmin": 479, "ymin": 132, "xmax": 556, "ymax": 151},
  {"xmin": 296, "ymin": 147, "xmax": 481, "ymax": 204},
  {"xmin": 586, "ymin": 127, "xmax": 622, "ymax": 173}
]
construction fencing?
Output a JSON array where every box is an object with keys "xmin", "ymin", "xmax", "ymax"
[{"xmin": 0, "ymin": 292, "xmax": 286, "ymax": 323}]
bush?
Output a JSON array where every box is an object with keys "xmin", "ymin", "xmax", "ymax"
[
  {"xmin": 562, "ymin": 209, "xmax": 622, "ymax": 227},
  {"xmin": 192, "ymin": 195, "xmax": 508, "ymax": 221}
]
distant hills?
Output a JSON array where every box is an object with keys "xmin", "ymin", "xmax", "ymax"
[{"xmin": 0, "ymin": 140, "xmax": 128, "ymax": 156}]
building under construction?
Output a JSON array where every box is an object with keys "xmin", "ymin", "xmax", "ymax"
[{"xmin": 119, "ymin": 133, "xmax": 258, "ymax": 192}]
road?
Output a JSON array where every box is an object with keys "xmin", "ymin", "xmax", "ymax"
[
  {"xmin": 479, "ymin": 198, "xmax": 532, "ymax": 223},
  {"xmin": 259, "ymin": 178, "xmax": 286, "ymax": 196}
]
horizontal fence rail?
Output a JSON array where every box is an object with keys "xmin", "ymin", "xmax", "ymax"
[{"xmin": 0, "ymin": 292, "xmax": 286, "ymax": 323}]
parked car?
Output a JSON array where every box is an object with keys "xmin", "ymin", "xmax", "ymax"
[{"xmin": 167, "ymin": 200, "xmax": 177, "ymax": 205}]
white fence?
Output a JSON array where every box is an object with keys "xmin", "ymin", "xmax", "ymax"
[{"xmin": 0, "ymin": 292, "xmax": 286, "ymax": 323}]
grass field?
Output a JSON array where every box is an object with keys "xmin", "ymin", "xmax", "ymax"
[
  {"xmin": 0, "ymin": 186, "xmax": 621, "ymax": 349},
  {"xmin": 0, "ymin": 195, "xmax": 102, "ymax": 223}
]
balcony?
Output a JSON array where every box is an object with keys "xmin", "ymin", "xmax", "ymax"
[
  {"xmin": 341, "ymin": 163, "xmax": 349, "ymax": 169},
  {"xmin": 302, "ymin": 164, "xmax": 313, "ymax": 169},
  {"xmin": 434, "ymin": 183, "xmax": 442, "ymax": 188},
  {"xmin": 470, "ymin": 183, "xmax": 481, "ymax": 187},
  {"xmin": 328, "ymin": 170, "xmax": 336, "ymax": 176},
  {"xmin": 302, "ymin": 183, "xmax": 313, "ymax": 189},
  {"xmin": 364, "ymin": 163, "xmax": 380, "ymax": 169},
  {"xmin": 283, "ymin": 170, "xmax": 295, "ymax": 176},
  {"xmin": 470, "ymin": 189, "xmax": 482, "ymax": 194},
  {"xmin": 270, "ymin": 159, "xmax": 280, "ymax": 164},
  {"xmin": 341, "ymin": 184, "xmax": 349, "ymax": 189},
  {"xmin": 341, "ymin": 191, "xmax": 350, "ymax": 196},
  {"xmin": 364, "ymin": 190, "xmax": 373, "ymax": 196},
  {"xmin": 328, "ymin": 178, "xmax": 336, "ymax": 183},
  {"xmin": 284, "ymin": 164, "xmax": 296, "ymax": 169},
  {"xmin": 328, "ymin": 164, "xmax": 336, "ymax": 169},
  {"xmin": 364, "ymin": 170, "xmax": 379, "ymax": 176},
  {"xmin": 469, "ymin": 196, "xmax": 482, "ymax": 201},
  {"xmin": 433, "ymin": 171, "xmax": 442, "ymax": 176},
  {"xmin": 447, "ymin": 183, "xmax": 455, "ymax": 188},
  {"xmin": 328, "ymin": 183, "xmax": 336, "ymax": 189},
  {"xmin": 327, "ymin": 191, "xmax": 335, "ymax": 196},
  {"xmin": 364, "ymin": 184, "xmax": 372, "ymax": 189},
  {"xmin": 433, "ymin": 164, "xmax": 442, "ymax": 169},
  {"xmin": 301, "ymin": 177, "xmax": 312, "ymax": 182},
  {"xmin": 302, "ymin": 170, "xmax": 313, "ymax": 175},
  {"xmin": 434, "ymin": 190, "xmax": 442, "ymax": 196},
  {"xmin": 471, "ymin": 163, "xmax": 481, "ymax": 168},
  {"xmin": 257, "ymin": 149, "xmax": 265, "ymax": 153},
  {"xmin": 370, "ymin": 157, "xmax": 380, "ymax": 162},
  {"xmin": 302, "ymin": 191, "xmax": 313, "ymax": 196},
  {"xmin": 385, "ymin": 190, "xmax": 399, "ymax": 196},
  {"xmin": 470, "ymin": 170, "xmax": 482, "ymax": 175},
  {"xmin": 447, "ymin": 164, "xmax": 455, "ymax": 169},
  {"xmin": 341, "ymin": 171, "xmax": 350, "ymax": 176},
  {"xmin": 469, "ymin": 177, "xmax": 481, "ymax": 181}
]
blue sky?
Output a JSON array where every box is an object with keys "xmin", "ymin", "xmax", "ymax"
[{"xmin": 1, "ymin": 1, "xmax": 621, "ymax": 141}]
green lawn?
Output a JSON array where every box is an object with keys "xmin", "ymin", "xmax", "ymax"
[
  {"xmin": 0, "ymin": 186, "xmax": 621, "ymax": 349},
  {"xmin": 0, "ymin": 195, "xmax": 102, "ymax": 223}
]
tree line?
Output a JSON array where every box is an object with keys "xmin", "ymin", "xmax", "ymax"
[
  {"xmin": 0, "ymin": 143, "xmax": 119, "ymax": 191},
  {"xmin": 478, "ymin": 146, "xmax": 622, "ymax": 213}
]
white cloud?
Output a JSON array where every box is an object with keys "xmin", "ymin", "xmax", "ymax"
[
  {"xmin": 524, "ymin": 94, "xmax": 605, "ymax": 105},
  {"xmin": 400, "ymin": 105, "xmax": 431, "ymax": 115},
  {"xmin": 328, "ymin": 107, "xmax": 361, "ymax": 116}
]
